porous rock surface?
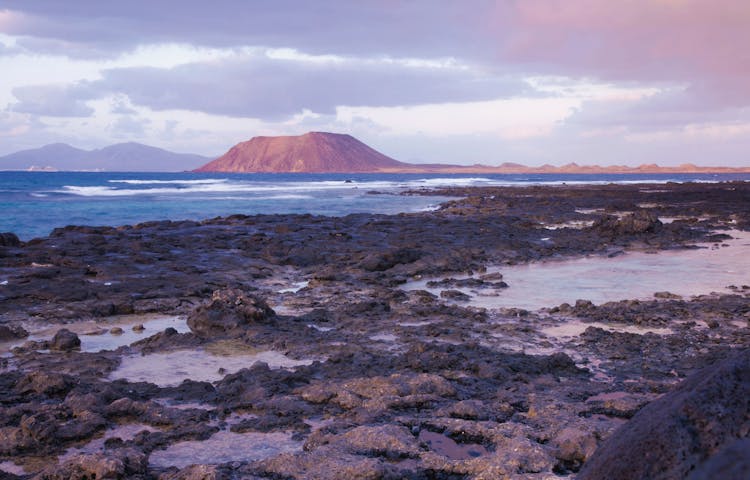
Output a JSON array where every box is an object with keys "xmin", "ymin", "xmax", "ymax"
[
  {"xmin": 0, "ymin": 182, "xmax": 749, "ymax": 479},
  {"xmin": 578, "ymin": 348, "xmax": 750, "ymax": 480},
  {"xmin": 187, "ymin": 288, "xmax": 276, "ymax": 336}
]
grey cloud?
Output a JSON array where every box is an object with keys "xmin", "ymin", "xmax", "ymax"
[
  {"xmin": 110, "ymin": 96, "xmax": 137, "ymax": 115},
  {"xmin": 13, "ymin": 36, "xmax": 120, "ymax": 59},
  {"xmin": 10, "ymin": 84, "xmax": 95, "ymax": 117},
  {"xmin": 90, "ymin": 55, "xmax": 528, "ymax": 119},
  {"xmin": 567, "ymin": 88, "xmax": 750, "ymax": 133},
  {"xmin": 2, "ymin": 1, "xmax": 494, "ymax": 60},
  {"xmin": 110, "ymin": 115, "xmax": 151, "ymax": 138},
  {"xmin": 0, "ymin": 39, "xmax": 23, "ymax": 57},
  {"xmin": 4, "ymin": 1, "xmax": 749, "ymax": 114}
]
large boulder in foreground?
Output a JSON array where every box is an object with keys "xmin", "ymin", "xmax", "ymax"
[
  {"xmin": 578, "ymin": 348, "xmax": 750, "ymax": 480},
  {"xmin": 187, "ymin": 289, "xmax": 275, "ymax": 336},
  {"xmin": 687, "ymin": 438, "xmax": 750, "ymax": 480}
]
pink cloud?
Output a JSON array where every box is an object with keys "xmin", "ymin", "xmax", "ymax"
[{"xmin": 490, "ymin": 0, "xmax": 750, "ymax": 86}]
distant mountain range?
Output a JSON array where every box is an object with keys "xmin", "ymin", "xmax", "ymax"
[
  {"xmin": 0, "ymin": 142, "xmax": 209, "ymax": 172},
  {"xmin": 2, "ymin": 134, "xmax": 749, "ymax": 173},
  {"xmin": 196, "ymin": 132, "xmax": 750, "ymax": 174}
]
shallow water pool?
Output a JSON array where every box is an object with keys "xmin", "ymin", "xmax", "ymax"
[
  {"xmin": 0, "ymin": 315, "xmax": 190, "ymax": 356},
  {"xmin": 109, "ymin": 348, "xmax": 315, "ymax": 387},
  {"xmin": 149, "ymin": 430, "xmax": 302, "ymax": 468},
  {"xmin": 404, "ymin": 230, "xmax": 750, "ymax": 311}
]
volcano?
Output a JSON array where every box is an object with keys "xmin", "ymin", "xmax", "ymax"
[{"xmin": 194, "ymin": 132, "xmax": 408, "ymax": 173}]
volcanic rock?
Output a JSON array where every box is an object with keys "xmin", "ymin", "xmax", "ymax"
[
  {"xmin": 187, "ymin": 289, "xmax": 276, "ymax": 336},
  {"xmin": 50, "ymin": 328, "xmax": 81, "ymax": 351},
  {"xmin": 0, "ymin": 232, "xmax": 21, "ymax": 247},
  {"xmin": 321, "ymin": 425, "xmax": 421, "ymax": 458},
  {"xmin": 34, "ymin": 448, "xmax": 147, "ymax": 480},
  {"xmin": 159, "ymin": 464, "xmax": 230, "ymax": 480},
  {"xmin": 15, "ymin": 371, "xmax": 74, "ymax": 397},
  {"xmin": 0, "ymin": 324, "xmax": 28, "ymax": 341},
  {"xmin": 578, "ymin": 348, "xmax": 750, "ymax": 480},
  {"xmin": 687, "ymin": 438, "xmax": 750, "ymax": 480},
  {"xmin": 592, "ymin": 210, "xmax": 662, "ymax": 235},
  {"xmin": 360, "ymin": 247, "xmax": 423, "ymax": 272}
]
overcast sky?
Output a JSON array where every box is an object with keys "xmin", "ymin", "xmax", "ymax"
[{"xmin": 1, "ymin": 1, "xmax": 749, "ymax": 166}]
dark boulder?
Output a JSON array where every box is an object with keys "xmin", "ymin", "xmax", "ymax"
[
  {"xmin": 360, "ymin": 248, "xmax": 422, "ymax": 272},
  {"xmin": 440, "ymin": 290, "xmax": 471, "ymax": 301},
  {"xmin": 0, "ymin": 324, "xmax": 29, "ymax": 341},
  {"xmin": 592, "ymin": 210, "xmax": 662, "ymax": 236},
  {"xmin": 50, "ymin": 328, "xmax": 81, "ymax": 352},
  {"xmin": 187, "ymin": 289, "xmax": 275, "ymax": 336},
  {"xmin": 0, "ymin": 232, "xmax": 21, "ymax": 247},
  {"xmin": 578, "ymin": 348, "xmax": 750, "ymax": 480},
  {"xmin": 15, "ymin": 371, "xmax": 74, "ymax": 397},
  {"xmin": 687, "ymin": 438, "xmax": 750, "ymax": 480}
]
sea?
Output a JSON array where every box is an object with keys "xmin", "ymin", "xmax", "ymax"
[{"xmin": 2, "ymin": 171, "xmax": 749, "ymax": 240}]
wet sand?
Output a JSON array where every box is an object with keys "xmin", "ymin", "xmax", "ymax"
[{"xmin": 0, "ymin": 181, "xmax": 748, "ymax": 479}]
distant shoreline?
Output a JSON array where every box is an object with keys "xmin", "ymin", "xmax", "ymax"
[{"xmin": 3, "ymin": 166, "xmax": 750, "ymax": 174}]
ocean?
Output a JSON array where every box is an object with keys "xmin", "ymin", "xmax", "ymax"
[{"xmin": 2, "ymin": 171, "xmax": 749, "ymax": 240}]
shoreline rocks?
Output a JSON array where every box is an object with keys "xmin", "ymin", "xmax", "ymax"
[
  {"xmin": 578, "ymin": 349, "xmax": 750, "ymax": 480},
  {"xmin": 0, "ymin": 182, "xmax": 749, "ymax": 478},
  {"xmin": 187, "ymin": 289, "xmax": 276, "ymax": 336}
]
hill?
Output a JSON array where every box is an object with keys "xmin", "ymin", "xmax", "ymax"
[
  {"xmin": 195, "ymin": 132, "xmax": 408, "ymax": 173},
  {"xmin": 0, "ymin": 142, "xmax": 209, "ymax": 172}
]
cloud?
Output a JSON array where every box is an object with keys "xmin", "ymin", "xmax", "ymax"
[
  {"xmin": 0, "ymin": 111, "xmax": 32, "ymax": 137},
  {"xmin": 0, "ymin": 1, "xmax": 491, "ymax": 59},
  {"xmin": 110, "ymin": 95, "xmax": 137, "ymax": 115},
  {"xmin": 79, "ymin": 52, "xmax": 529, "ymax": 120},
  {"xmin": 2, "ymin": 1, "xmax": 750, "ymax": 166},
  {"xmin": 4, "ymin": 1, "xmax": 749, "ymax": 116},
  {"xmin": 491, "ymin": 1, "xmax": 750, "ymax": 103},
  {"xmin": 109, "ymin": 114, "xmax": 151, "ymax": 138},
  {"xmin": 10, "ymin": 84, "xmax": 95, "ymax": 117},
  {"xmin": 336, "ymin": 96, "xmax": 579, "ymax": 138},
  {"xmin": 566, "ymin": 87, "xmax": 750, "ymax": 137}
]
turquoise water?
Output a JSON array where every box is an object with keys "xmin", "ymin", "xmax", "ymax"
[{"xmin": 1, "ymin": 171, "xmax": 748, "ymax": 240}]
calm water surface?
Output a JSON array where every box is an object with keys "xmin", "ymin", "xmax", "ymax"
[{"xmin": 404, "ymin": 230, "xmax": 750, "ymax": 311}]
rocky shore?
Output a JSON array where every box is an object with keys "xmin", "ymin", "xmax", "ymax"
[{"xmin": 1, "ymin": 182, "xmax": 748, "ymax": 479}]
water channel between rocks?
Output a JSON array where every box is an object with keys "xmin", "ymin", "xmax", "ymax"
[
  {"xmin": 110, "ymin": 348, "xmax": 315, "ymax": 387},
  {"xmin": 53, "ymin": 421, "xmax": 303, "ymax": 471},
  {"xmin": 403, "ymin": 230, "xmax": 750, "ymax": 311},
  {"xmin": 148, "ymin": 431, "xmax": 302, "ymax": 469},
  {"xmin": 0, "ymin": 314, "xmax": 190, "ymax": 356}
]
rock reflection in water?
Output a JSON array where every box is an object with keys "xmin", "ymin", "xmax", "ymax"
[
  {"xmin": 418, "ymin": 431, "xmax": 488, "ymax": 460},
  {"xmin": 78, "ymin": 316, "xmax": 190, "ymax": 352},
  {"xmin": 278, "ymin": 281, "xmax": 309, "ymax": 293},
  {"xmin": 542, "ymin": 320, "xmax": 672, "ymax": 339},
  {"xmin": 60, "ymin": 424, "xmax": 160, "ymax": 461},
  {"xmin": 0, "ymin": 315, "xmax": 190, "ymax": 355},
  {"xmin": 149, "ymin": 431, "xmax": 301, "ymax": 468},
  {"xmin": 110, "ymin": 349, "xmax": 314, "ymax": 387},
  {"xmin": 404, "ymin": 230, "xmax": 750, "ymax": 311}
]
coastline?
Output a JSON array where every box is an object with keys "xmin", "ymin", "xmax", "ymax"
[
  {"xmin": 1, "ymin": 181, "xmax": 749, "ymax": 478},
  {"xmin": 4, "ymin": 171, "xmax": 750, "ymax": 242}
]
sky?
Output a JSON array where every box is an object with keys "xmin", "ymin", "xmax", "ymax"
[{"xmin": 0, "ymin": 0, "xmax": 749, "ymax": 167}]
